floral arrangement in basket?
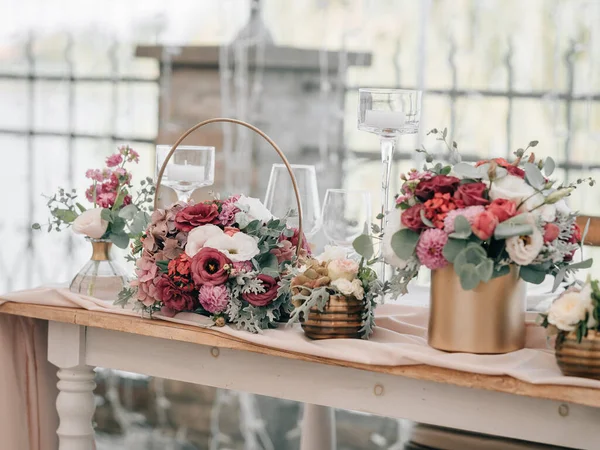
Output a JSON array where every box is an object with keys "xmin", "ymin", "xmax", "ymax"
[
  {"xmin": 540, "ymin": 278, "xmax": 600, "ymax": 342},
  {"xmin": 119, "ymin": 195, "xmax": 310, "ymax": 333},
  {"xmin": 354, "ymin": 129, "xmax": 594, "ymax": 294},
  {"xmin": 286, "ymin": 246, "xmax": 385, "ymax": 339},
  {"xmin": 32, "ymin": 145, "xmax": 154, "ymax": 246}
]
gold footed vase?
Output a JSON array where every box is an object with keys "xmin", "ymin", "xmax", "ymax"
[
  {"xmin": 428, "ymin": 264, "xmax": 526, "ymax": 354},
  {"xmin": 555, "ymin": 331, "xmax": 600, "ymax": 380},
  {"xmin": 301, "ymin": 294, "xmax": 364, "ymax": 340}
]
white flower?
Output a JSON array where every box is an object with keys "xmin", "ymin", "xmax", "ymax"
[
  {"xmin": 72, "ymin": 208, "xmax": 108, "ymax": 239},
  {"xmin": 185, "ymin": 224, "xmax": 224, "ymax": 257},
  {"xmin": 331, "ymin": 278, "xmax": 365, "ymax": 299},
  {"xmin": 382, "ymin": 210, "xmax": 408, "ymax": 269},
  {"xmin": 505, "ymin": 214, "xmax": 544, "ymax": 266},
  {"xmin": 489, "ymin": 174, "xmax": 535, "ymax": 206},
  {"xmin": 203, "ymin": 232, "xmax": 260, "ymax": 262},
  {"xmin": 555, "ymin": 199, "xmax": 571, "ymax": 216},
  {"xmin": 547, "ymin": 291, "xmax": 588, "ymax": 331},
  {"xmin": 316, "ymin": 245, "xmax": 347, "ymax": 262},
  {"xmin": 236, "ymin": 195, "xmax": 274, "ymax": 223},
  {"xmin": 327, "ymin": 259, "xmax": 359, "ymax": 281},
  {"xmin": 520, "ymin": 193, "xmax": 556, "ymax": 222},
  {"xmin": 351, "ymin": 279, "xmax": 365, "ymax": 300}
]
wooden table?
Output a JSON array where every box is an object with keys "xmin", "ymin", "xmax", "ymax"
[{"xmin": 2, "ymin": 302, "xmax": 600, "ymax": 450}]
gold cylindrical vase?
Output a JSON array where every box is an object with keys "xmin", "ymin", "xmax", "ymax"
[
  {"xmin": 428, "ymin": 264, "xmax": 526, "ymax": 354},
  {"xmin": 555, "ymin": 331, "xmax": 600, "ymax": 380}
]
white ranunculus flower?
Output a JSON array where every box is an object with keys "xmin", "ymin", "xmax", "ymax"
[
  {"xmin": 236, "ymin": 195, "xmax": 274, "ymax": 223},
  {"xmin": 331, "ymin": 278, "xmax": 355, "ymax": 296},
  {"xmin": 547, "ymin": 291, "xmax": 588, "ymax": 332},
  {"xmin": 351, "ymin": 279, "xmax": 365, "ymax": 300},
  {"xmin": 185, "ymin": 224, "xmax": 224, "ymax": 257},
  {"xmin": 382, "ymin": 210, "xmax": 408, "ymax": 269},
  {"xmin": 489, "ymin": 174, "xmax": 536, "ymax": 205},
  {"xmin": 327, "ymin": 258, "xmax": 359, "ymax": 281},
  {"xmin": 72, "ymin": 208, "xmax": 108, "ymax": 239},
  {"xmin": 204, "ymin": 232, "xmax": 260, "ymax": 262},
  {"xmin": 316, "ymin": 245, "xmax": 347, "ymax": 262},
  {"xmin": 505, "ymin": 214, "xmax": 543, "ymax": 266}
]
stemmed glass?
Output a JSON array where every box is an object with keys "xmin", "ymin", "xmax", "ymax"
[
  {"xmin": 264, "ymin": 164, "xmax": 321, "ymax": 239},
  {"xmin": 322, "ymin": 189, "xmax": 371, "ymax": 257},
  {"xmin": 155, "ymin": 145, "xmax": 215, "ymax": 203},
  {"xmin": 358, "ymin": 88, "xmax": 422, "ymax": 278}
]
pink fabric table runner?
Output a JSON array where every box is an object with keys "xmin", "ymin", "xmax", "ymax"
[{"xmin": 2, "ymin": 286, "xmax": 600, "ymax": 390}]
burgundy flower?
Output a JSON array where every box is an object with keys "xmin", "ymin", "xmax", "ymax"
[
  {"xmin": 414, "ymin": 175, "xmax": 460, "ymax": 201},
  {"xmin": 190, "ymin": 247, "xmax": 232, "ymax": 285},
  {"xmin": 155, "ymin": 275, "xmax": 197, "ymax": 312},
  {"xmin": 401, "ymin": 204, "xmax": 427, "ymax": 232},
  {"xmin": 242, "ymin": 274, "xmax": 280, "ymax": 307},
  {"xmin": 175, "ymin": 203, "xmax": 220, "ymax": 232},
  {"xmin": 453, "ymin": 182, "xmax": 489, "ymax": 207},
  {"xmin": 564, "ymin": 223, "xmax": 582, "ymax": 262}
]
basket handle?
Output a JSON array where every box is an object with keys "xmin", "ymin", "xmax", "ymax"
[{"xmin": 154, "ymin": 118, "xmax": 304, "ymax": 256}]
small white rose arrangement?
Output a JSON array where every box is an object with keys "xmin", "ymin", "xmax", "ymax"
[
  {"xmin": 288, "ymin": 246, "xmax": 385, "ymax": 339},
  {"xmin": 540, "ymin": 279, "xmax": 600, "ymax": 342}
]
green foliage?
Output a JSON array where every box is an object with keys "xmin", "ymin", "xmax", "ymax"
[
  {"xmin": 115, "ymin": 287, "xmax": 136, "ymax": 308},
  {"xmin": 520, "ymin": 265, "xmax": 546, "ymax": 285},
  {"xmin": 353, "ymin": 234, "xmax": 374, "ymax": 260},
  {"xmin": 544, "ymin": 157, "xmax": 556, "ymax": 177},
  {"xmin": 109, "ymin": 232, "xmax": 130, "ymax": 249},
  {"xmin": 391, "ymin": 228, "xmax": 420, "ymax": 260},
  {"xmin": 449, "ymin": 215, "xmax": 472, "ymax": 239},
  {"xmin": 453, "ymin": 243, "xmax": 494, "ymax": 290},
  {"xmin": 442, "ymin": 238, "xmax": 467, "ymax": 263},
  {"xmin": 524, "ymin": 162, "xmax": 545, "ymax": 190},
  {"xmin": 494, "ymin": 223, "xmax": 533, "ymax": 239},
  {"xmin": 155, "ymin": 260, "xmax": 169, "ymax": 273},
  {"xmin": 419, "ymin": 209, "xmax": 436, "ymax": 228}
]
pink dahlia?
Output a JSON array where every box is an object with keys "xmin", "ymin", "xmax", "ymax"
[
  {"xmin": 416, "ymin": 228, "xmax": 449, "ymax": 270},
  {"xmin": 443, "ymin": 206, "xmax": 485, "ymax": 233},
  {"xmin": 198, "ymin": 284, "xmax": 230, "ymax": 314}
]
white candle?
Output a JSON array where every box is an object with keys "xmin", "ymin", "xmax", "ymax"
[
  {"xmin": 168, "ymin": 163, "xmax": 206, "ymax": 182},
  {"xmin": 364, "ymin": 110, "xmax": 406, "ymax": 130}
]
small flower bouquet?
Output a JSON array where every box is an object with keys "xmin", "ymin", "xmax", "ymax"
[
  {"xmin": 119, "ymin": 195, "xmax": 310, "ymax": 333},
  {"xmin": 33, "ymin": 145, "xmax": 154, "ymax": 247},
  {"xmin": 287, "ymin": 246, "xmax": 384, "ymax": 339},
  {"xmin": 540, "ymin": 279, "xmax": 600, "ymax": 379},
  {"xmin": 355, "ymin": 130, "xmax": 593, "ymax": 294}
]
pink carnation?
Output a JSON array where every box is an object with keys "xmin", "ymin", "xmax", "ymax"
[
  {"xmin": 97, "ymin": 191, "xmax": 117, "ymax": 208},
  {"xmin": 232, "ymin": 260, "xmax": 253, "ymax": 273},
  {"xmin": 106, "ymin": 153, "xmax": 123, "ymax": 167},
  {"xmin": 219, "ymin": 202, "xmax": 240, "ymax": 226},
  {"xmin": 198, "ymin": 284, "xmax": 230, "ymax": 314},
  {"xmin": 416, "ymin": 228, "xmax": 449, "ymax": 270},
  {"xmin": 443, "ymin": 206, "xmax": 485, "ymax": 233}
]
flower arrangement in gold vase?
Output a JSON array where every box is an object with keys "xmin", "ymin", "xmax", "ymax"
[
  {"xmin": 540, "ymin": 278, "xmax": 600, "ymax": 380},
  {"xmin": 353, "ymin": 128, "xmax": 594, "ymax": 353}
]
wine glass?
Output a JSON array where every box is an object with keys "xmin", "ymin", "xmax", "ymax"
[
  {"xmin": 264, "ymin": 164, "xmax": 321, "ymax": 239},
  {"xmin": 321, "ymin": 189, "xmax": 371, "ymax": 256},
  {"xmin": 358, "ymin": 88, "xmax": 422, "ymax": 279},
  {"xmin": 155, "ymin": 145, "xmax": 215, "ymax": 203}
]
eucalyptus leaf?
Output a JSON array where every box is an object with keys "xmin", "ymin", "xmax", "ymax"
[
  {"xmin": 491, "ymin": 265, "xmax": 511, "ymax": 279},
  {"xmin": 118, "ymin": 204, "xmax": 138, "ymax": 220},
  {"xmin": 494, "ymin": 223, "xmax": 533, "ymax": 239},
  {"xmin": 544, "ymin": 157, "xmax": 556, "ymax": 177},
  {"xmin": 352, "ymin": 234, "xmax": 374, "ymax": 260},
  {"xmin": 476, "ymin": 163, "xmax": 490, "ymax": 181},
  {"xmin": 109, "ymin": 232, "xmax": 130, "ymax": 249},
  {"xmin": 454, "ymin": 215, "xmax": 472, "ymax": 235},
  {"xmin": 552, "ymin": 267, "xmax": 568, "ymax": 292},
  {"xmin": 129, "ymin": 211, "xmax": 150, "ymax": 235},
  {"xmin": 32, "ymin": 223, "xmax": 41, "ymax": 230},
  {"xmin": 110, "ymin": 217, "xmax": 126, "ymax": 234},
  {"xmin": 53, "ymin": 208, "xmax": 78, "ymax": 223},
  {"xmin": 442, "ymin": 238, "xmax": 467, "ymax": 263},
  {"xmin": 76, "ymin": 203, "xmax": 86, "ymax": 213},
  {"xmin": 452, "ymin": 162, "xmax": 481, "ymax": 179},
  {"xmin": 101, "ymin": 208, "xmax": 113, "ymax": 222},
  {"xmin": 391, "ymin": 228, "xmax": 420, "ymax": 260},
  {"xmin": 567, "ymin": 258, "xmax": 594, "ymax": 271},
  {"xmin": 476, "ymin": 259, "xmax": 494, "ymax": 283},
  {"xmin": 457, "ymin": 263, "xmax": 481, "ymax": 290},
  {"xmin": 520, "ymin": 265, "xmax": 546, "ymax": 285},
  {"xmin": 524, "ymin": 162, "xmax": 545, "ymax": 190},
  {"xmin": 420, "ymin": 209, "xmax": 436, "ymax": 228}
]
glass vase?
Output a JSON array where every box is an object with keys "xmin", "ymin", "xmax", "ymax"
[{"xmin": 69, "ymin": 239, "xmax": 128, "ymax": 301}]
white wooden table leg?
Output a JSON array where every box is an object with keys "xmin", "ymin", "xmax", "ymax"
[
  {"xmin": 48, "ymin": 322, "xmax": 97, "ymax": 450},
  {"xmin": 300, "ymin": 404, "xmax": 336, "ymax": 450}
]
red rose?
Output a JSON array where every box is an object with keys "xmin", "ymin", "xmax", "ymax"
[
  {"xmin": 569, "ymin": 223, "xmax": 582, "ymax": 244},
  {"xmin": 175, "ymin": 203, "xmax": 220, "ymax": 232},
  {"xmin": 454, "ymin": 182, "xmax": 489, "ymax": 207},
  {"xmin": 401, "ymin": 204, "xmax": 427, "ymax": 232},
  {"xmin": 414, "ymin": 175, "xmax": 460, "ymax": 201},
  {"xmin": 472, "ymin": 211, "xmax": 498, "ymax": 240},
  {"xmin": 155, "ymin": 275, "xmax": 197, "ymax": 312},
  {"xmin": 242, "ymin": 274, "xmax": 280, "ymax": 307},
  {"xmin": 543, "ymin": 223, "xmax": 560, "ymax": 243},
  {"xmin": 487, "ymin": 198, "xmax": 517, "ymax": 222},
  {"xmin": 190, "ymin": 247, "xmax": 232, "ymax": 285}
]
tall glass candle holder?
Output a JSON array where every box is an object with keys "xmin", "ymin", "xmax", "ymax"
[{"xmin": 358, "ymin": 88, "xmax": 422, "ymax": 281}]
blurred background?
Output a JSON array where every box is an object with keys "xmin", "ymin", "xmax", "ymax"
[{"xmin": 2, "ymin": 0, "xmax": 599, "ymax": 448}]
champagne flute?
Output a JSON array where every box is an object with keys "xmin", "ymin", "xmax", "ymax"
[
  {"xmin": 155, "ymin": 145, "xmax": 215, "ymax": 203},
  {"xmin": 264, "ymin": 164, "xmax": 321, "ymax": 239},
  {"xmin": 321, "ymin": 189, "xmax": 371, "ymax": 257}
]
